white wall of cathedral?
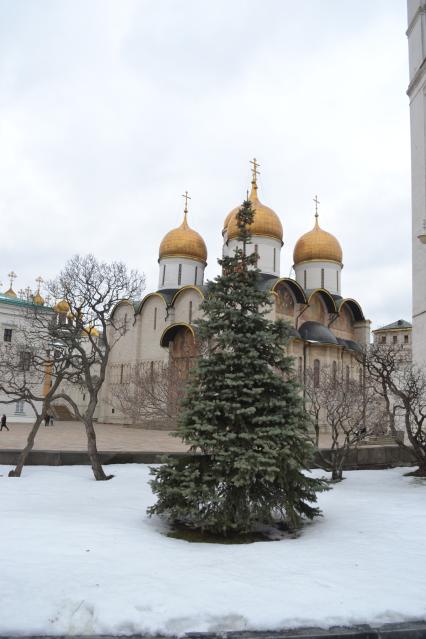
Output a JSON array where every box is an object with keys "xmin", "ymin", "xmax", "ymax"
[
  {"xmin": 294, "ymin": 260, "xmax": 342, "ymax": 295},
  {"xmin": 173, "ymin": 288, "xmax": 204, "ymax": 326},
  {"xmin": 407, "ymin": 0, "xmax": 426, "ymax": 367},
  {"xmin": 158, "ymin": 257, "xmax": 205, "ymax": 290},
  {"xmin": 223, "ymin": 236, "xmax": 281, "ymax": 276}
]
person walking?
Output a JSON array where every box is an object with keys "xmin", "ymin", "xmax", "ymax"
[
  {"xmin": 44, "ymin": 413, "xmax": 50, "ymax": 427},
  {"xmin": 0, "ymin": 414, "xmax": 9, "ymax": 431},
  {"xmin": 49, "ymin": 414, "xmax": 54, "ymax": 427}
]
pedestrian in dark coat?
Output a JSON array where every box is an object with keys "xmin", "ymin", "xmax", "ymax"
[{"xmin": 0, "ymin": 414, "xmax": 9, "ymax": 431}]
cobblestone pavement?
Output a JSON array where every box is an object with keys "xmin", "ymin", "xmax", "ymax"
[{"xmin": 0, "ymin": 420, "xmax": 334, "ymax": 452}]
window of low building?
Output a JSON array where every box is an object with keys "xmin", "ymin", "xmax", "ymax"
[
  {"xmin": 393, "ymin": 335, "xmax": 397, "ymax": 344},
  {"xmin": 404, "ymin": 334, "xmax": 409, "ymax": 344},
  {"xmin": 381, "ymin": 335, "xmax": 386, "ymax": 344},
  {"xmin": 3, "ymin": 328, "xmax": 12, "ymax": 342}
]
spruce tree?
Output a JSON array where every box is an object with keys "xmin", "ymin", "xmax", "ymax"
[{"xmin": 148, "ymin": 199, "xmax": 327, "ymax": 536}]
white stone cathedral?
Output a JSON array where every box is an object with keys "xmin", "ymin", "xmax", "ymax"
[{"xmin": 97, "ymin": 162, "xmax": 371, "ymax": 427}]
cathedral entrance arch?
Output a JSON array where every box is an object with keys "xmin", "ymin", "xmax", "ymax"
[{"xmin": 160, "ymin": 323, "xmax": 198, "ymax": 417}]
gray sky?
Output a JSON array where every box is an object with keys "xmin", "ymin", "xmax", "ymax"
[{"xmin": 0, "ymin": 0, "xmax": 410, "ymax": 330}]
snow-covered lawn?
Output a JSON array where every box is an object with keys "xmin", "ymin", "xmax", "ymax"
[{"xmin": 0, "ymin": 464, "xmax": 425, "ymax": 636}]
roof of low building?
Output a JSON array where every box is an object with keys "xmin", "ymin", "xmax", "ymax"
[{"xmin": 373, "ymin": 319, "xmax": 412, "ymax": 332}]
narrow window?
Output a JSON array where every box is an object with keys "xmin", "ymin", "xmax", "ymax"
[
  {"xmin": 321, "ymin": 268, "xmax": 324, "ymax": 288},
  {"xmin": 162, "ymin": 264, "xmax": 166, "ymax": 286},
  {"xmin": 112, "ymin": 408, "xmax": 115, "ymax": 414},
  {"xmin": 393, "ymin": 335, "xmax": 397, "ymax": 344},
  {"xmin": 273, "ymin": 247, "xmax": 276, "ymax": 272},
  {"xmin": 194, "ymin": 266, "xmax": 198, "ymax": 285},
  {"xmin": 82, "ymin": 394, "xmax": 86, "ymax": 401},
  {"xmin": 3, "ymin": 328, "xmax": 12, "ymax": 343},
  {"xmin": 404, "ymin": 334, "xmax": 409, "ymax": 344},
  {"xmin": 153, "ymin": 307, "xmax": 157, "ymax": 330},
  {"xmin": 359, "ymin": 368, "xmax": 363, "ymax": 388},
  {"xmin": 178, "ymin": 263, "xmax": 182, "ymax": 286},
  {"xmin": 120, "ymin": 364, "xmax": 124, "ymax": 384},
  {"xmin": 304, "ymin": 270, "xmax": 307, "ymax": 289},
  {"xmin": 346, "ymin": 365, "xmax": 350, "ymax": 389},
  {"xmin": 298, "ymin": 356, "xmax": 303, "ymax": 381},
  {"xmin": 314, "ymin": 359, "xmax": 320, "ymax": 388},
  {"xmin": 336, "ymin": 270, "xmax": 339, "ymax": 291},
  {"xmin": 19, "ymin": 351, "xmax": 31, "ymax": 371},
  {"xmin": 332, "ymin": 360, "xmax": 337, "ymax": 387},
  {"xmin": 381, "ymin": 335, "xmax": 386, "ymax": 344},
  {"xmin": 189, "ymin": 300, "xmax": 193, "ymax": 323}
]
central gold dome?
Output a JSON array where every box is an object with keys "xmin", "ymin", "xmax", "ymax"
[
  {"xmin": 159, "ymin": 211, "xmax": 207, "ymax": 264},
  {"xmin": 293, "ymin": 216, "xmax": 342, "ymax": 264},
  {"xmin": 225, "ymin": 181, "xmax": 283, "ymax": 243}
]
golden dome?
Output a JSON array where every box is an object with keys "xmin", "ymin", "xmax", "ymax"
[
  {"xmin": 54, "ymin": 299, "xmax": 70, "ymax": 314},
  {"xmin": 33, "ymin": 292, "xmax": 45, "ymax": 305},
  {"xmin": 4, "ymin": 288, "xmax": 17, "ymax": 299},
  {"xmin": 226, "ymin": 181, "xmax": 283, "ymax": 243},
  {"xmin": 159, "ymin": 208, "xmax": 207, "ymax": 264},
  {"xmin": 82, "ymin": 325, "xmax": 99, "ymax": 337},
  {"xmin": 293, "ymin": 216, "xmax": 342, "ymax": 265}
]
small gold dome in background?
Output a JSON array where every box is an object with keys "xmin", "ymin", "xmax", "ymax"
[
  {"xmin": 226, "ymin": 181, "xmax": 283, "ymax": 243},
  {"xmin": 293, "ymin": 217, "xmax": 342, "ymax": 265},
  {"xmin": 83, "ymin": 325, "xmax": 100, "ymax": 338},
  {"xmin": 4, "ymin": 288, "xmax": 17, "ymax": 299},
  {"xmin": 54, "ymin": 299, "xmax": 70, "ymax": 314},
  {"xmin": 159, "ymin": 210, "xmax": 207, "ymax": 264},
  {"xmin": 33, "ymin": 292, "xmax": 45, "ymax": 305}
]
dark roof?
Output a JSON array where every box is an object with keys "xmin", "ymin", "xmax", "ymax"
[
  {"xmin": 337, "ymin": 338, "xmax": 363, "ymax": 353},
  {"xmin": 299, "ymin": 321, "xmax": 339, "ymax": 345},
  {"xmin": 374, "ymin": 319, "xmax": 412, "ymax": 332}
]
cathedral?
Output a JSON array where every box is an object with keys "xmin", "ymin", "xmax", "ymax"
[{"xmin": 97, "ymin": 162, "xmax": 371, "ymax": 427}]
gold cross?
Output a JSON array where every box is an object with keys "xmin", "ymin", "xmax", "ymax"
[
  {"xmin": 313, "ymin": 195, "xmax": 320, "ymax": 218},
  {"xmin": 35, "ymin": 276, "xmax": 44, "ymax": 292},
  {"xmin": 8, "ymin": 271, "xmax": 17, "ymax": 288},
  {"xmin": 250, "ymin": 158, "xmax": 260, "ymax": 183},
  {"xmin": 182, "ymin": 190, "xmax": 191, "ymax": 212}
]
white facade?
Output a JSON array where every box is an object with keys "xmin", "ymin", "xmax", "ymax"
[
  {"xmin": 223, "ymin": 236, "xmax": 282, "ymax": 277},
  {"xmin": 294, "ymin": 260, "xmax": 342, "ymax": 295},
  {"xmin": 407, "ymin": 0, "xmax": 426, "ymax": 366},
  {"xmin": 158, "ymin": 256, "xmax": 205, "ymax": 290}
]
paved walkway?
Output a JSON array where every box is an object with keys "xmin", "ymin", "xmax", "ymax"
[{"xmin": 0, "ymin": 420, "xmax": 334, "ymax": 452}]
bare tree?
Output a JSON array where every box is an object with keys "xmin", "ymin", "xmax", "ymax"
[
  {"xmin": 0, "ymin": 307, "xmax": 81, "ymax": 477},
  {"xmin": 305, "ymin": 365, "xmax": 371, "ymax": 481},
  {"xmin": 47, "ymin": 255, "xmax": 145, "ymax": 480},
  {"xmin": 363, "ymin": 344, "xmax": 426, "ymax": 476},
  {"xmin": 110, "ymin": 361, "xmax": 187, "ymax": 428}
]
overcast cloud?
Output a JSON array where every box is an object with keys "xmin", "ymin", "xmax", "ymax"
[{"xmin": 0, "ymin": 0, "xmax": 410, "ymax": 330}]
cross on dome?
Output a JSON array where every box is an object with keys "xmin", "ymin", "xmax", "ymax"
[
  {"xmin": 313, "ymin": 195, "xmax": 320, "ymax": 220},
  {"xmin": 250, "ymin": 158, "xmax": 260, "ymax": 185},
  {"xmin": 8, "ymin": 271, "xmax": 17, "ymax": 288}
]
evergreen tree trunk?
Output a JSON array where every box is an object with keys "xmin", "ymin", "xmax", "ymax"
[{"xmin": 9, "ymin": 415, "xmax": 43, "ymax": 477}]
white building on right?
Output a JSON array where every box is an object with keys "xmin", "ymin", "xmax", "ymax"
[{"xmin": 407, "ymin": 0, "xmax": 426, "ymax": 366}]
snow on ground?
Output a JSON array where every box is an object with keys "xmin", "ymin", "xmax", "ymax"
[{"xmin": 0, "ymin": 464, "xmax": 425, "ymax": 636}]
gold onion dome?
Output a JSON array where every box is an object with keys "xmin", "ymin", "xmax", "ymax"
[
  {"xmin": 4, "ymin": 288, "xmax": 17, "ymax": 299},
  {"xmin": 33, "ymin": 292, "xmax": 45, "ymax": 305},
  {"xmin": 293, "ymin": 215, "xmax": 342, "ymax": 265},
  {"xmin": 83, "ymin": 325, "xmax": 99, "ymax": 337},
  {"xmin": 159, "ymin": 198, "xmax": 207, "ymax": 264},
  {"xmin": 226, "ymin": 175, "xmax": 283, "ymax": 243},
  {"xmin": 54, "ymin": 299, "xmax": 70, "ymax": 314}
]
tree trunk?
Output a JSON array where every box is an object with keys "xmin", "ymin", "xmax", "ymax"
[
  {"xmin": 331, "ymin": 467, "xmax": 343, "ymax": 481},
  {"xmin": 9, "ymin": 415, "xmax": 43, "ymax": 477},
  {"xmin": 84, "ymin": 417, "xmax": 113, "ymax": 481}
]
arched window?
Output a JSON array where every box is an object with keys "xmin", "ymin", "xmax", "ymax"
[
  {"xmin": 194, "ymin": 266, "xmax": 198, "ymax": 285},
  {"xmin": 336, "ymin": 270, "xmax": 339, "ymax": 291},
  {"xmin": 153, "ymin": 307, "xmax": 157, "ymax": 330},
  {"xmin": 346, "ymin": 365, "xmax": 350, "ymax": 388},
  {"xmin": 321, "ymin": 268, "xmax": 325, "ymax": 288},
  {"xmin": 304, "ymin": 270, "xmax": 307, "ymax": 289},
  {"xmin": 314, "ymin": 359, "xmax": 320, "ymax": 388},
  {"xmin": 178, "ymin": 264, "xmax": 182, "ymax": 286},
  {"xmin": 189, "ymin": 300, "xmax": 193, "ymax": 323},
  {"xmin": 273, "ymin": 247, "xmax": 276, "ymax": 272},
  {"xmin": 162, "ymin": 264, "xmax": 166, "ymax": 286}
]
